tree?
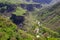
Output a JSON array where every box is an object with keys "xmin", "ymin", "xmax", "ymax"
[{"xmin": 0, "ymin": 16, "xmax": 17, "ymax": 40}]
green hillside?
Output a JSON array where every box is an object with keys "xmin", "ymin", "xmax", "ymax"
[
  {"xmin": 0, "ymin": 0, "xmax": 60, "ymax": 40},
  {"xmin": 36, "ymin": 3, "xmax": 60, "ymax": 32}
]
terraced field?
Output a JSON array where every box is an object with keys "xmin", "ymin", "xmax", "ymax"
[{"xmin": 37, "ymin": 3, "xmax": 60, "ymax": 31}]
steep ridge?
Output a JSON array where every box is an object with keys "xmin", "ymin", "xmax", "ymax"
[{"xmin": 37, "ymin": 3, "xmax": 60, "ymax": 31}]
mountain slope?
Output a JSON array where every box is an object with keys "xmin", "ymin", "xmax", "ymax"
[
  {"xmin": 36, "ymin": 2, "xmax": 60, "ymax": 31},
  {"xmin": 0, "ymin": 0, "xmax": 60, "ymax": 40}
]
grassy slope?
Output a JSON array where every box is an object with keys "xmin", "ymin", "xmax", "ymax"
[
  {"xmin": 0, "ymin": 15, "xmax": 38, "ymax": 40},
  {"xmin": 0, "ymin": 0, "xmax": 60, "ymax": 40},
  {"xmin": 36, "ymin": 3, "xmax": 60, "ymax": 31}
]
